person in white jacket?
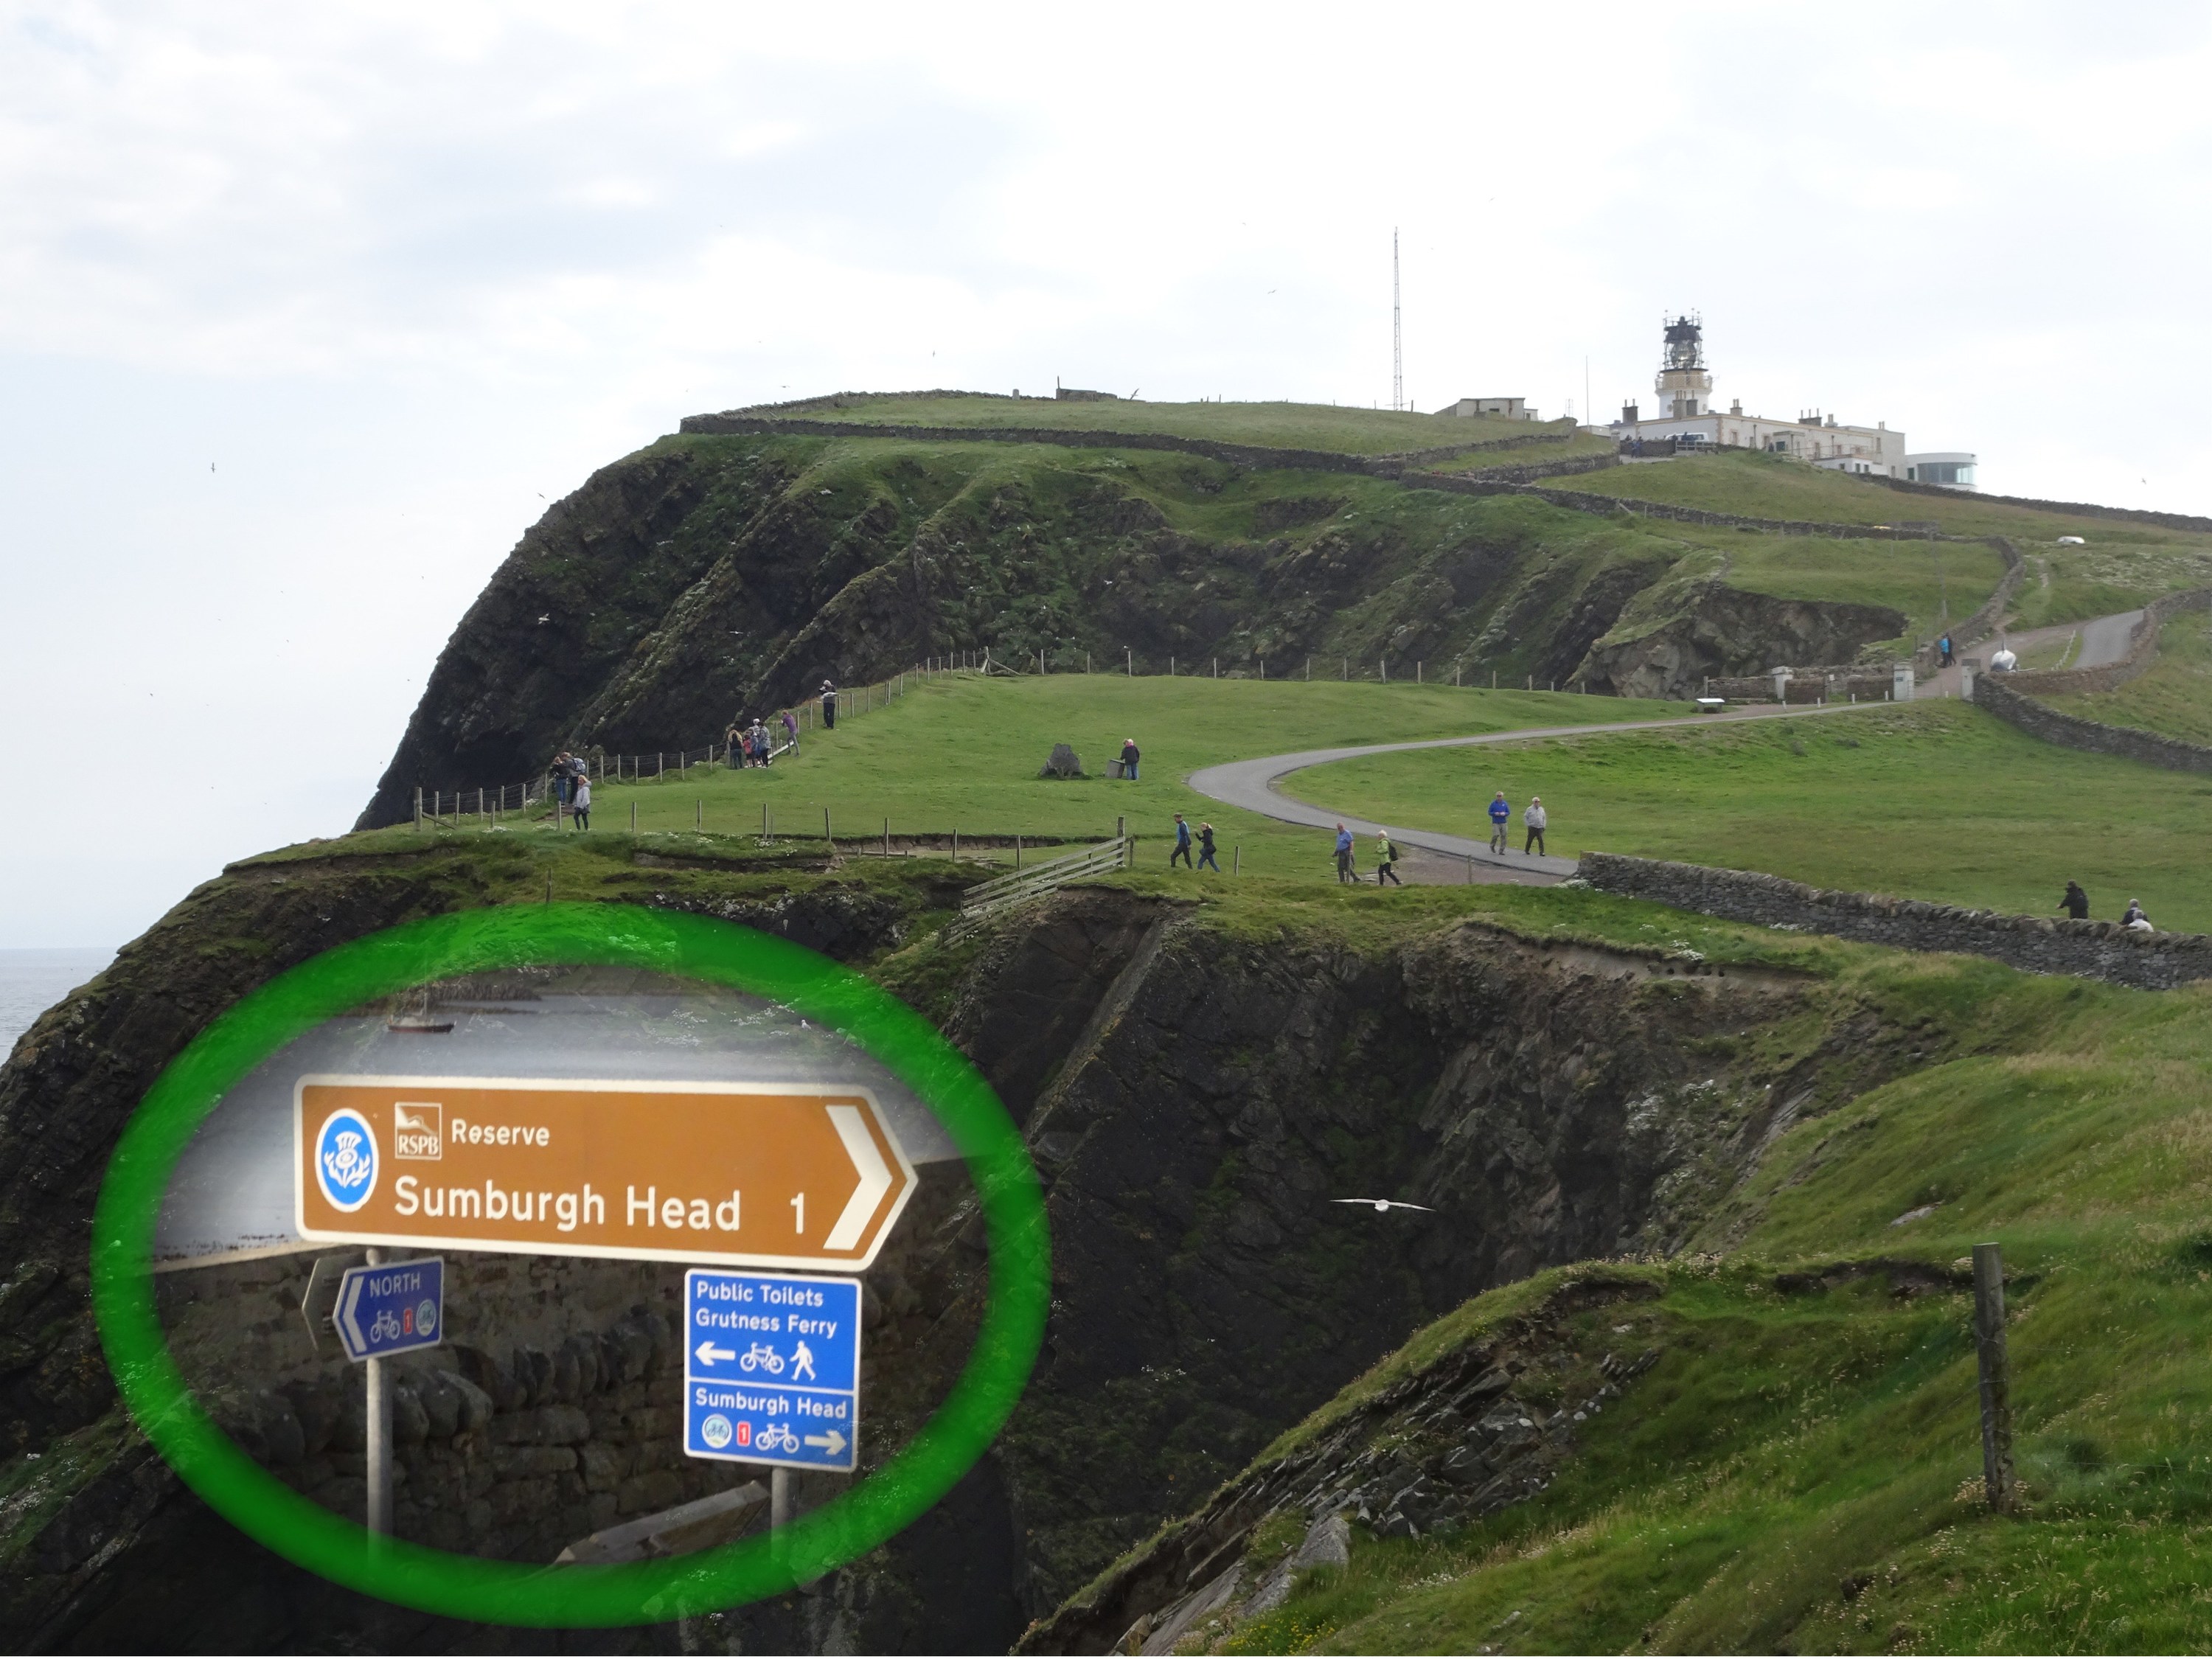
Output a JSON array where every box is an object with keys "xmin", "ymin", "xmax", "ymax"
[
  {"xmin": 1522, "ymin": 795, "xmax": 1548, "ymax": 855},
  {"xmin": 570, "ymin": 775, "xmax": 592, "ymax": 831}
]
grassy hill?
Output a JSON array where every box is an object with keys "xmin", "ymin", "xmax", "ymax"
[
  {"xmin": 1286, "ymin": 696, "xmax": 2212, "ymax": 932},
  {"xmin": 364, "ymin": 672, "xmax": 2212, "ymax": 931},
  {"xmin": 2039, "ymin": 611, "xmax": 2212, "ymax": 743},
  {"xmin": 706, "ymin": 392, "xmax": 1579, "ymax": 457},
  {"xmin": 1082, "ymin": 931, "xmax": 2212, "ymax": 1653}
]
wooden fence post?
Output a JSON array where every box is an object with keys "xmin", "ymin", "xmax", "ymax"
[
  {"xmin": 1974, "ymin": 1242, "xmax": 2018, "ymax": 1513},
  {"xmin": 883, "ymin": 818, "xmax": 890, "ymax": 858}
]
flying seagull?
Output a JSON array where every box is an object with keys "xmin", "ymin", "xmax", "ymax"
[{"xmin": 1332, "ymin": 1198, "xmax": 1435, "ymax": 1214}]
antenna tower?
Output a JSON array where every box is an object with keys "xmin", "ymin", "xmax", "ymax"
[{"xmin": 1391, "ymin": 229, "xmax": 1403, "ymax": 412}]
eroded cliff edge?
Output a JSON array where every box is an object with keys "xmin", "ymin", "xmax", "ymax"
[{"xmin": 0, "ymin": 842, "xmax": 1945, "ymax": 1652}]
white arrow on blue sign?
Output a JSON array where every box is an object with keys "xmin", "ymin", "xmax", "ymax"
[
  {"xmin": 684, "ymin": 1269, "xmax": 860, "ymax": 1472},
  {"xmin": 335, "ymin": 1257, "xmax": 445, "ymax": 1362}
]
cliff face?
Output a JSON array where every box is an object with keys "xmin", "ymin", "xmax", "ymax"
[
  {"xmin": 357, "ymin": 427, "xmax": 1878, "ymax": 829},
  {"xmin": 0, "ymin": 841, "xmax": 1938, "ymax": 1653}
]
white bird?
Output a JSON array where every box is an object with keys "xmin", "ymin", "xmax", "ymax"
[{"xmin": 1332, "ymin": 1198, "xmax": 1434, "ymax": 1214}]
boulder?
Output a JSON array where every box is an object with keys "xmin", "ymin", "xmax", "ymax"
[{"xmin": 1041, "ymin": 743, "xmax": 1084, "ymax": 778}]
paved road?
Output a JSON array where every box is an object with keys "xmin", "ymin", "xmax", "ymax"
[
  {"xmin": 1924, "ymin": 605, "xmax": 2143, "ymax": 695},
  {"xmin": 1186, "ymin": 700, "xmax": 1882, "ymax": 882}
]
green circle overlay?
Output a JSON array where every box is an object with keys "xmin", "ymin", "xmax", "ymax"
[{"xmin": 90, "ymin": 903, "xmax": 1049, "ymax": 1625}]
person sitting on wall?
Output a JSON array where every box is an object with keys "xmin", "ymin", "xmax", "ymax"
[
  {"xmin": 2124, "ymin": 898, "xmax": 2154, "ymax": 933},
  {"xmin": 2060, "ymin": 880, "xmax": 2090, "ymax": 920}
]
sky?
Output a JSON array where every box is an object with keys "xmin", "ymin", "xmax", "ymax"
[{"xmin": 4, "ymin": 0, "xmax": 2209, "ymax": 948}]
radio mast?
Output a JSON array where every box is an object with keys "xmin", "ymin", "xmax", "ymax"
[{"xmin": 1391, "ymin": 229, "xmax": 1403, "ymax": 412}]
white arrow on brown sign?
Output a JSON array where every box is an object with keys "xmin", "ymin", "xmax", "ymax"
[{"xmin": 294, "ymin": 1076, "xmax": 917, "ymax": 1270}]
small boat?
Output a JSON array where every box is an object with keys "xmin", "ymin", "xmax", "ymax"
[{"xmin": 385, "ymin": 1020, "xmax": 455, "ymax": 1034}]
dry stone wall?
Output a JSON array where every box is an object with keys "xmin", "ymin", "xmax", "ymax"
[
  {"xmin": 1577, "ymin": 852, "xmax": 2212, "ymax": 990},
  {"xmin": 1970, "ymin": 678, "xmax": 2212, "ymax": 776}
]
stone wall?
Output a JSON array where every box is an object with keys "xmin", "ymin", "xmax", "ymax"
[
  {"xmin": 675, "ymin": 411, "xmax": 1577, "ymax": 478},
  {"xmin": 1986, "ymin": 586, "xmax": 2212, "ymax": 698},
  {"xmin": 1877, "ymin": 473, "xmax": 2212, "ymax": 535},
  {"xmin": 1576, "ymin": 852, "xmax": 2212, "ymax": 990},
  {"xmin": 1970, "ymin": 677, "xmax": 2212, "ymax": 776}
]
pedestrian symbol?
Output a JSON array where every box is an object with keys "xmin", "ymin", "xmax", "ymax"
[{"xmin": 682, "ymin": 1269, "xmax": 860, "ymax": 1472}]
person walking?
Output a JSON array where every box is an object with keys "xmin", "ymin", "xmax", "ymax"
[
  {"xmin": 1938, "ymin": 633, "xmax": 1954, "ymax": 669},
  {"xmin": 782, "ymin": 708, "xmax": 799, "ymax": 754},
  {"xmin": 1488, "ymin": 791, "xmax": 1512, "ymax": 855},
  {"xmin": 726, "ymin": 723, "xmax": 742, "ymax": 768},
  {"xmin": 1119, "ymin": 737, "xmax": 1141, "ymax": 782},
  {"xmin": 821, "ymin": 681, "xmax": 838, "ymax": 730},
  {"xmin": 2060, "ymin": 880, "xmax": 2090, "ymax": 920},
  {"xmin": 1375, "ymin": 830, "xmax": 1402, "ymax": 886},
  {"xmin": 570, "ymin": 773, "xmax": 591, "ymax": 831},
  {"xmin": 1522, "ymin": 795, "xmax": 1548, "ymax": 856},
  {"xmin": 1197, "ymin": 823, "xmax": 1220, "ymax": 872},
  {"xmin": 1334, "ymin": 823, "xmax": 1356, "ymax": 883},
  {"xmin": 1170, "ymin": 813, "xmax": 1193, "ymax": 868},
  {"xmin": 751, "ymin": 717, "xmax": 773, "ymax": 767}
]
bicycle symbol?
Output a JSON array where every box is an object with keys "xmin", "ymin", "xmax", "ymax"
[
  {"xmin": 739, "ymin": 1342, "xmax": 785, "ymax": 1374},
  {"xmin": 369, "ymin": 1308, "xmax": 402, "ymax": 1343},
  {"xmin": 753, "ymin": 1422, "xmax": 799, "ymax": 1454}
]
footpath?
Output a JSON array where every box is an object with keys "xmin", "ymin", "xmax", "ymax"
[{"xmin": 1186, "ymin": 700, "xmax": 1882, "ymax": 885}]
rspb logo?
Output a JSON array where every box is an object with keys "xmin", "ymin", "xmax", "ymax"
[
  {"xmin": 314, "ymin": 1108, "xmax": 379, "ymax": 1211},
  {"xmin": 394, "ymin": 1102, "xmax": 443, "ymax": 1161}
]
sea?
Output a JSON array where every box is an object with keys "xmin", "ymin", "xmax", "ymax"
[{"xmin": 0, "ymin": 949, "xmax": 114, "ymax": 1054}]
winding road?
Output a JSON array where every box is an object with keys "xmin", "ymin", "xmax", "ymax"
[
  {"xmin": 1189, "ymin": 605, "xmax": 2146, "ymax": 884},
  {"xmin": 1186, "ymin": 700, "xmax": 1882, "ymax": 883}
]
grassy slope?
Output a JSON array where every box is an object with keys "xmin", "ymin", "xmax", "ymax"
[
  {"xmin": 728, "ymin": 393, "xmax": 1571, "ymax": 457},
  {"xmin": 380, "ymin": 674, "xmax": 1684, "ymax": 880},
  {"xmin": 1203, "ymin": 944, "xmax": 2212, "ymax": 1655},
  {"xmin": 2043, "ymin": 611, "xmax": 2212, "ymax": 744},
  {"xmin": 1286, "ymin": 700, "xmax": 2212, "ymax": 931}
]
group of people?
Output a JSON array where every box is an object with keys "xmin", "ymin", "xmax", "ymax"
[
  {"xmin": 1332, "ymin": 824, "xmax": 1402, "ymax": 885},
  {"xmin": 550, "ymin": 751, "xmax": 592, "ymax": 830},
  {"xmin": 1489, "ymin": 792, "xmax": 1548, "ymax": 855},
  {"xmin": 2061, "ymin": 881, "xmax": 2156, "ymax": 933},
  {"xmin": 1169, "ymin": 813, "xmax": 1220, "ymax": 871},
  {"xmin": 726, "ymin": 711, "xmax": 796, "ymax": 769}
]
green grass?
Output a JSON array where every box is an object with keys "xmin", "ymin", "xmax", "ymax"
[
  {"xmin": 1706, "ymin": 534, "xmax": 2008, "ymax": 655},
  {"xmin": 1571, "ymin": 451, "xmax": 2212, "ymax": 550},
  {"xmin": 1285, "ymin": 699, "xmax": 2212, "ymax": 931},
  {"xmin": 1177, "ymin": 945, "xmax": 2212, "ymax": 1653},
  {"xmin": 2043, "ymin": 610, "xmax": 2212, "ymax": 744},
  {"xmin": 2009, "ymin": 542, "xmax": 2212, "ymax": 632},
  {"xmin": 397, "ymin": 673, "xmax": 1686, "ymax": 881},
  {"xmin": 725, "ymin": 393, "xmax": 1573, "ymax": 457}
]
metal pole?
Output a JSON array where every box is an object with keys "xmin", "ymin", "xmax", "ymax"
[
  {"xmin": 1232, "ymin": 846, "xmax": 1240, "ymax": 875},
  {"xmin": 364, "ymin": 1247, "xmax": 391, "ymax": 1548},
  {"xmin": 1973, "ymin": 1242, "xmax": 2017, "ymax": 1512},
  {"xmin": 771, "ymin": 1466, "xmax": 791, "ymax": 1561}
]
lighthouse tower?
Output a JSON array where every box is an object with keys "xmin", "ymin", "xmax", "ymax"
[{"xmin": 1655, "ymin": 313, "xmax": 1713, "ymax": 417}]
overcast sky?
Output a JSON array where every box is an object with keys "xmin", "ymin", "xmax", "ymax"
[{"xmin": 4, "ymin": 1, "xmax": 2208, "ymax": 948}]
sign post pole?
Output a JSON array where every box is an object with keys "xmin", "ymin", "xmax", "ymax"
[
  {"xmin": 770, "ymin": 1467, "xmax": 791, "ymax": 1559},
  {"xmin": 1973, "ymin": 1241, "xmax": 2017, "ymax": 1512},
  {"xmin": 364, "ymin": 1247, "xmax": 392, "ymax": 1547}
]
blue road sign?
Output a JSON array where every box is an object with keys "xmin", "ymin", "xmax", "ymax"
[
  {"xmin": 335, "ymin": 1256, "xmax": 445, "ymax": 1362},
  {"xmin": 684, "ymin": 1269, "xmax": 860, "ymax": 1472}
]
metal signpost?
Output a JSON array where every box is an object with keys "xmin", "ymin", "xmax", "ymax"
[
  {"xmin": 295, "ymin": 1077, "xmax": 917, "ymax": 1270},
  {"xmin": 291, "ymin": 1074, "xmax": 915, "ymax": 1558}
]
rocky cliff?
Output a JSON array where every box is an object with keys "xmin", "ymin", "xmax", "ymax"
[
  {"xmin": 356, "ymin": 423, "xmax": 1917, "ymax": 828},
  {"xmin": 0, "ymin": 834, "xmax": 1947, "ymax": 1652}
]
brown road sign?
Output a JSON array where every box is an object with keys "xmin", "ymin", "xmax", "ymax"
[{"xmin": 296, "ymin": 1075, "xmax": 917, "ymax": 1270}]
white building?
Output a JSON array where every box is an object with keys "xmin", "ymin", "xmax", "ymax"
[
  {"xmin": 1904, "ymin": 452, "xmax": 1978, "ymax": 491},
  {"xmin": 1605, "ymin": 316, "xmax": 1910, "ymax": 478}
]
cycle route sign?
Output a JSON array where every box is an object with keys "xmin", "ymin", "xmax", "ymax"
[
  {"xmin": 683, "ymin": 1268, "xmax": 860, "ymax": 1472},
  {"xmin": 334, "ymin": 1256, "xmax": 445, "ymax": 1363}
]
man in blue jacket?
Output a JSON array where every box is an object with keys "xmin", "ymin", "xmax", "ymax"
[
  {"xmin": 1170, "ymin": 813, "xmax": 1193, "ymax": 868},
  {"xmin": 1334, "ymin": 824, "xmax": 1356, "ymax": 883},
  {"xmin": 1488, "ymin": 792, "xmax": 1512, "ymax": 855}
]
